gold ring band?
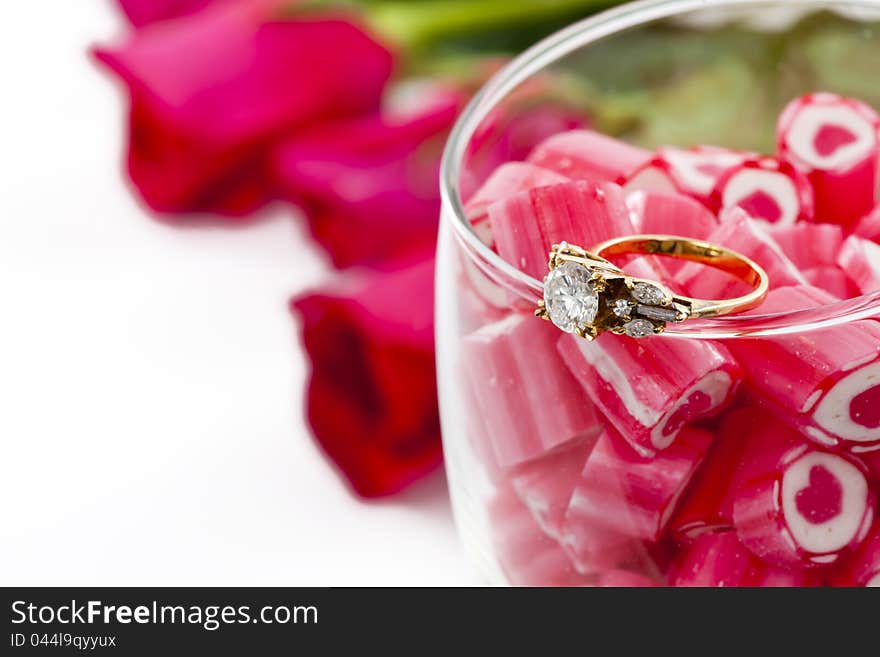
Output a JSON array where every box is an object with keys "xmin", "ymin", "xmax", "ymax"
[{"xmin": 536, "ymin": 235, "xmax": 769, "ymax": 340}]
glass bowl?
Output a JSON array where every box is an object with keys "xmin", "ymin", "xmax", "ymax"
[{"xmin": 437, "ymin": 0, "xmax": 880, "ymax": 586}]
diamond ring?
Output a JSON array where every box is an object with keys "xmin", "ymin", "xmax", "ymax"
[{"xmin": 536, "ymin": 235, "xmax": 769, "ymax": 340}]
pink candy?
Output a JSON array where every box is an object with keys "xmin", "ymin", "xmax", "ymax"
[
  {"xmin": 565, "ymin": 426, "xmax": 713, "ymax": 541},
  {"xmin": 672, "ymin": 532, "xmax": 817, "ymax": 587},
  {"xmin": 465, "ymin": 161, "xmax": 569, "ymax": 247},
  {"xmin": 669, "ymin": 405, "xmax": 754, "ymax": 542},
  {"xmin": 728, "ymin": 285, "xmax": 880, "ymax": 452},
  {"xmin": 768, "ymin": 221, "xmax": 845, "ymax": 270},
  {"xmin": 835, "ymin": 522, "xmax": 880, "ymax": 586},
  {"xmin": 527, "ymin": 129, "xmax": 649, "ymax": 183},
  {"xmin": 768, "ymin": 222, "xmax": 855, "ymax": 298},
  {"xmin": 459, "ymin": 163, "xmax": 572, "ymax": 312},
  {"xmin": 624, "ymin": 145, "xmax": 751, "ymax": 205},
  {"xmin": 461, "ymin": 313, "xmax": 600, "ymax": 469},
  {"xmin": 557, "ymin": 331, "xmax": 740, "ymax": 457},
  {"xmin": 732, "ymin": 417, "xmax": 874, "ymax": 567},
  {"xmin": 626, "ymin": 189, "xmax": 718, "ymax": 239},
  {"xmin": 488, "ymin": 486, "xmax": 591, "ymax": 586},
  {"xmin": 510, "ymin": 434, "xmax": 599, "ymax": 539},
  {"xmin": 802, "ymin": 264, "xmax": 859, "ymax": 299},
  {"xmin": 854, "ymin": 205, "xmax": 880, "ymax": 242},
  {"xmin": 501, "ymin": 425, "xmax": 652, "ymax": 578},
  {"xmin": 777, "ymin": 92, "xmax": 880, "ymax": 229},
  {"xmin": 676, "ymin": 208, "xmax": 807, "ymax": 299},
  {"xmin": 837, "ymin": 234, "xmax": 880, "ymax": 294},
  {"xmin": 489, "ymin": 180, "xmax": 634, "ymax": 280},
  {"xmin": 625, "ymin": 191, "xmax": 719, "ymax": 277},
  {"xmin": 559, "ymin": 519, "xmax": 652, "ymax": 576},
  {"xmin": 710, "ymin": 156, "xmax": 814, "ymax": 225}
]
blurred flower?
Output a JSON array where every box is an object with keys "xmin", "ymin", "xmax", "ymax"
[
  {"xmin": 96, "ymin": 0, "xmax": 604, "ymax": 499},
  {"xmin": 292, "ymin": 253, "xmax": 441, "ymax": 497},
  {"xmin": 116, "ymin": 0, "xmax": 218, "ymax": 27},
  {"xmin": 93, "ymin": 2, "xmax": 394, "ymax": 214},
  {"xmin": 273, "ymin": 80, "xmax": 466, "ymax": 267},
  {"xmin": 274, "ymin": 71, "xmax": 586, "ymax": 267}
]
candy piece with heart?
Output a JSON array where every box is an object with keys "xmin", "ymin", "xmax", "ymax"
[
  {"xmin": 732, "ymin": 417, "xmax": 874, "ymax": 567},
  {"xmin": 564, "ymin": 426, "xmax": 714, "ymax": 541},
  {"xmin": 837, "ymin": 234, "xmax": 880, "ymax": 294},
  {"xmin": 488, "ymin": 485, "xmax": 592, "ymax": 586},
  {"xmin": 624, "ymin": 145, "xmax": 752, "ymax": 205},
  {"xmin": 465, "ymin": 162, "xmax": 570, "ymax": 248},
  {"xmin": 461, "ymin": 313, "xmax": 601, "ymax": 469},
  {"xmin": 671, "ymin": 531, "xmax": 817, "ymax": 587},
  {"xmin": 557, "ymin": 332, "xmax": 740, "ymax": 457},
  {"xmin": 488, "ymin": 180, "xmax": 635, "ymax": 279},
  {"xmin": 526, "ymin": 129, "xmax": 650, "ymax": 183},
  {"xmin": 709, "ymin": 156, "xmax": 814, "ymax": 225},
  {"xmin": 728, "ymin": 284, "xmax": 880, "ymax": 451},
  {"xmin": 777, "ymin": 92, "xmax": 880, "ymax": 229},
  {"xmin": 676, "ymin": 207, "xmax": 808, "ymax": 299}
]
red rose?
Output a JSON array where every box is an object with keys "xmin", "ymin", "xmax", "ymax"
[
  {"xmin": 272, "ymin": 81, "xmax": 465, "ymax": 267},
  {"xmin": 94, "ymin": 2, "xmax": 394, "ymax": 214},
  {"xmin": 274, "ymin": 72, "xmax": 586, "ymax": 265},
  {"xmin": 292, "ymin": 252, "xmax": 441, "ymax": 497}
]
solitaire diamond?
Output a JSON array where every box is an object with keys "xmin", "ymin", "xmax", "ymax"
[
  {"xmin": 544, "ymin": 261, "xmax": 599, "ymax": 333},
  {"xmin": 631, "ymin": 281, "xmax": 666, "ymax": 305}
]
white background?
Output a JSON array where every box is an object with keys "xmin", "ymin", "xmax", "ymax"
[{"xmin": 0, "ymin": 2, "xmax": 474, "ymax": 585}]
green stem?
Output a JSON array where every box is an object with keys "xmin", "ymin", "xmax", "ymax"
[
  {"xmin": 364, "ymin": 0, "xmax": 617, "ymax": 52},
  {"xmin": 286, "ymin": 0, "xmax": 618, "ymax": 57}
]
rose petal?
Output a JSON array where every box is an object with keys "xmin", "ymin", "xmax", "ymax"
[
  {"xmin": 292, "ymin": 254, "xmax": 441, "ymax": 497},
  {"xmin": 94, "ymin": 5, "xmax": 393, "ymax": 213},
  {"xmin": 273, "ymin": 95, "xmax": 461, "ymax": 266}
]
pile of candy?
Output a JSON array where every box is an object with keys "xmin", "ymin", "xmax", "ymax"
[{"xmin": 458, "ymin": 92, "xmax": 880, "ymax": 586}]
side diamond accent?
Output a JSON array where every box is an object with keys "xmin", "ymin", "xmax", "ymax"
[
  {"xmin": 631, "ymin": 281, "xmax": 666, "ymax": 305},
  {"xmin": 636, "ymin": 304, "xmax": 681, "ymax": 322},
  {"xmin": 612, "ymin": 299, "xmax": 634, "ymax": 318},
  {"xmin": 623, "ymin": 318, "xmax": 655, "ymax": 338}
]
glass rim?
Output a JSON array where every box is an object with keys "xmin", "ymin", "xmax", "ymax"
[{"xmin": 439, "ymin": 0, "xmax": 880, "ymax": 339}]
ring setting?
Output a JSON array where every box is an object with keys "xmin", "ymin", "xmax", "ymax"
[
  {"xmin": 536, "ymin": 242, "xmax": 690, "ymax": 340},
  {"xmin": 535, "ymin": 235, "xmax": 770, "ymax": 340}
]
